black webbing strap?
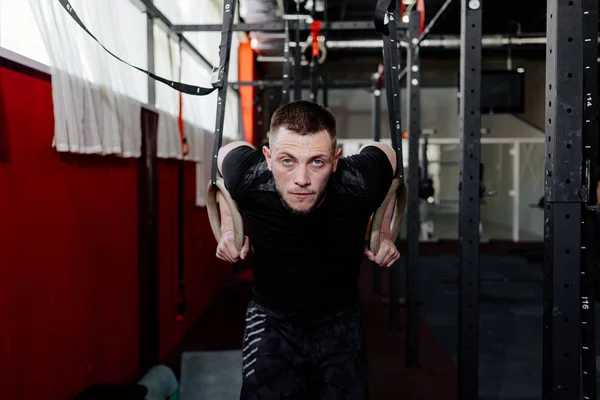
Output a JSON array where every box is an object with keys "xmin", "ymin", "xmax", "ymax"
[
  {"xmin": 374, "ymin": 0, "xmax": 404, "ymax": 181},
  {"xmin": 57, "ymin": 0, "xmax": 217, "ymax": 96},
  {"xmin": 210, "ymin": 0, "xmax": 237, "ymax": 185}
]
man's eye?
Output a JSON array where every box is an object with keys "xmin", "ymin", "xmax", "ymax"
[
  {"xmin": 313, "ymin": 159, "xmax": 324, "ymax": 166},
  {"xmin": 282, "ymin": 159, "xmax": 293, "ymax": 165}
]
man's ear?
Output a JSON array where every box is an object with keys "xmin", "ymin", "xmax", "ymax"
[
  {"xmin": 262, "ymin": 145, "xmax": 272, "ymax": 170},
  {"xmin": 332, "ymin": 147, "xmax": 343, "ymax": 172}
]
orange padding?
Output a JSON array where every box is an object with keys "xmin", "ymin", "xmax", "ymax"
[
  {"xmin": 365, "ymin": 216, "xmax": 373, "ymax": 241},
  {"xmin": 310, "ymin": 20, "xmax": 322, "ymax": 57}
]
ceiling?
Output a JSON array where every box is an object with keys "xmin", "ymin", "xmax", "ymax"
[
  {"xmin": 279, "ymin": 0, "xmax": 547, "ymax": 35},
  {"xmin": 239, "ymin": 0, "xmax": 550, "ymax": 80}
]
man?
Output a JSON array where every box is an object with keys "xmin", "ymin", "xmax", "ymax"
[{"xmin": 216, "ymin": 100, "xmax": 400, "ymax": 399}]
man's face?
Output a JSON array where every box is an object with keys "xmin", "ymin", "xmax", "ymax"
[{"xmin": 263, "ymin": 128, "xmax": 342, "ymax": 215}]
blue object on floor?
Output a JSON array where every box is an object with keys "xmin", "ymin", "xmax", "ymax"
[
  {"xmin": 138, "ymin": 364, "xmax": 179, "ymax": 400},
  {"xmin": 180, "ymin": 350, "xmax": 242, "ymax": 400}
]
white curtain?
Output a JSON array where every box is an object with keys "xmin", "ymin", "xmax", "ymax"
[
  {"xmin": 154, "ymin": 26, "xmax": 184, "ymax": 160},
  {"xmin": 28, "ymin": 0, "xmax": 147, "ymax": 157},
  {"xmin": 19, "ymin": 0, "xmax": 239, "ymax": 205}
]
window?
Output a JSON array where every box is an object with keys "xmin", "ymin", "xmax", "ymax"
[
  {"xmin": 0, "ymin": 0, "xmax": 50, "ymax": 65},
  {"xmin": 2, "ymin": 0, "xmax": 148, "ymax": 104},
  {"xmin": 153, "ymin": 0, "xmax": 239, "ymax": 80},
  {"xmin": 153, "ymin": 8, "xmax": 240, "ymax": 139}
]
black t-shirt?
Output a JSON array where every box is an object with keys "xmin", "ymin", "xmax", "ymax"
[{"xmin": 221, "ymin": 145, "xmax": 393, "ymax": 316}]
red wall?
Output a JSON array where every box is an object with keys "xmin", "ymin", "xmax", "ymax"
[
  {"xmin": 0, "ymin": 62, "xmax": 230, "ymax": 400},
  {"xmin": 157, "ymin": 161, "xmax": 233, "ymax": 360}
]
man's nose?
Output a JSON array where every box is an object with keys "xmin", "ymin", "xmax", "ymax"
[{"xmin": 294, "ymin": 168, "xmax": 310, "ymax": 187}]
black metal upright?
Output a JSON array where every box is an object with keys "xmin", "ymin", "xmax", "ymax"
[
  {"xmin": 138, "ymin": 109, "xmax": 159, "ymax": 375},
  {"xmin": 282, "ymin": 19, "xmax": 291, "ymax": 105},
  {"xmin": 254, "ymin": 88, "xmax": 265, "ymax": 146},
  {"xmin": 322, "ymin": 0, "xmax": 329, "ymax": 107},
  {"xmin": 422, "ymin": 135, "xmax": 429, "ymax": 179},
  {"xmin": 375, "ymin": 0, "xmax": 406, "ymax": 331},
  {"xmin": 457, "ymin": 0, "xmax": 481, "ymax": 398},
  {"xmin": 309, "ymin": 0, "xmax": 319, "ymax": 102},
  {"xmin": 405, "ymin": 10, "xmax": 421, "ymax": 368},
  {"xmin": 294, "ymin": 1, "xmax": 302, "ymax": 100},
  {"xmin": 581, "ymin": 5, "xmax": 599, "ymax": 397},
  {"xmin": 209, "ymin": 0, "xmax": 236, "ymax": 186},
  {"xmin": 581, "ymin": 4, "xmax": 599, "ymax": 395},
  {"xmin": 371, "ymin": 70, "xmax": 382, "ymax": 143},
  {"xmin": 542, "ymin": 0, "xmax": 584, "ymax": 399}
]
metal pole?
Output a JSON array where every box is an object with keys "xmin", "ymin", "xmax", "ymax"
[
  {"xmin": 309, "ymin": 0, "xmax": 318, "ymax": 102},
  {"xmin": 322, "ymin": 0, "xmax": 329, "ymax": 107},
  {"xmin": 371, "ymin": 68, "xmax": 382, "ymax": 295},
  {"xmin": 405, "ymin": 10, "xmax": 421, "ymax": 368},
  {"xmin": 399, "ymin": 65, "xmax": 408, "ymax": 84},
  {"xmin": 457, "ymin": 0, "xmax": 481, "ymax": 398},
  {"xmin": 282, "ymin": 19, "xmax": 291, "ymax": 104},
  {"xmin": 229, "ymin": 79, "xmax": 372, "ymax": 89},
  {"xmin": 322, "ymin": 69, "xmax": 329, "ymax": 107},
  {"xmin": 171, "ymin": 20, "xmax": 408, "ymax": 32},
  {"xmin": 382, "ymin": 5, "xmax": 405, "ymax": 333},
  {"xmin": 138, "ymin": 0, "xmax": 159, "ymax": 376},
  {"xmin": 255, "ymin": 88, "xmax": 265, "ymax": 146},
  {"xmin": 422, "ymin": 136, "xmax": 429, "ymax": 179},
  {"xmin": 138, "ymin": 0, "xmax": 213, "ymax": 70},
  {"xmin": 294, "ymin": 1, "xmax": 302, "ymax": 100},
  {"xmin": 417, "ymin": 0, "xmax": 454, "ymax": 44},
  {"xmin": 138, "ymin": 110, "xmax": 160, "ymax": 375},
  {"xmin": 581, "ymin": 1, "xmax": 599, "ymax": 396},
  {"xmin": 371, "ymin": 71, "xmax": 382, "ymax": 142},
  {"xmin": 511, "ymin": 142, "xmax": 520, "ymax": 242},
  {"xmin": 146, "ymin": 7, "xmax": 156, "ymax": 105},
  {"xmin": 542, "ymin": 0, "xmax": 583, "ymax": 398},
  {"xmin": 209, "ymin": 0, "xmax": 236, "ymax": 186}
]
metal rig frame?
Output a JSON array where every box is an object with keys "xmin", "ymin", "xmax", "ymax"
[{"xmin": 159, "ymin": 0, "xmax": 600, "ymax": 398}]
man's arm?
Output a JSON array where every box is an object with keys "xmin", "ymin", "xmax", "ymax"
[
  {"xmin": 358, "ymin": 142, "xmax": 398, "ymax": 237},
  {"xmin": 358, "ymin": 142, "xmax": 401, "ymax": 266},
  {"xmin": 214, "ymin": 140, "xmax": 255, "ymax": 261},
  {"xmin": 216, "ymin": 140, "xmax": 255, "ymax": 232},
  {"xmin": 358, "ymin": 142, "xmax": 397, "ymax": 176},
  {"xmin": 217, "ymin": 140, "xmax": 255, "ymax": 176}
]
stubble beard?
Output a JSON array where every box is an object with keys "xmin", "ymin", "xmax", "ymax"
[{"xmin": 274, "ymin": 181, "xmax": 327, "ymax": 216}]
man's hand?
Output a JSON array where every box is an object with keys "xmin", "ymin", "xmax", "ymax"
[
  {"xmin": 364, "ymin": 235, "xmax": 400, "ymax": 267},
  {"xmin": 216, "ymin": 231, "xmax": 250, "ymax": 263}
]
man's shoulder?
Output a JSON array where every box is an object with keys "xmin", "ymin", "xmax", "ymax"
[
  {"xmin": 237, "ymin": 150, "xmax": 272, "ymax": 191},
  {"xmin": 221, "ymin": 146, "xmax": 275, "ymax": 202},
  {"xmin": 331, "ymin": 146, "xmax": 393, "ymax": 208},
  {"xmin": 334, "ymin": 147, "xmax": 390, "ymax": 186}
]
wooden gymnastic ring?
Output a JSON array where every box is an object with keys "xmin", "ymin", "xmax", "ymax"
[
  {"xmin": 206, "ymin": 177, "xmax": 245, "ymax": 252},
  {"xmin": 369, "ymin": 178, "xmax": 407, "ymax": 254}
]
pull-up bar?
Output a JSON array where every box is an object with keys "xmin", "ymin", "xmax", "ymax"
[
  {"xmin": 172, "ymin": 20, "xmax": 408, "ymax": 33},
  {"xmin": 228, "ymin": 79, "xmax": 372, "ymax": 89}
]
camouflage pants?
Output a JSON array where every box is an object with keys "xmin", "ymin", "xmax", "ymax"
[{"xmin": 240, "ymin": 298, "xmax": 368, "ymax": 399}]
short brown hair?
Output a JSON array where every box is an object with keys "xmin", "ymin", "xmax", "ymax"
[{"xmin": 269, "ymin": 100, "xmax": 337, "ymax": 148}]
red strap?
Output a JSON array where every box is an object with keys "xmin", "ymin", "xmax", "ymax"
[
  {"xmin": 310, "ymin": 20, "xmax": 322, "ymax": 57},
  {"xmin": 417, "ymin": 0, "xmax": 425, "ymax": 35}
]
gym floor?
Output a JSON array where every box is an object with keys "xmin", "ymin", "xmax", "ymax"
[
  {"xmin": 411, "ymin": 214, "xmax": 542, "ymax": 242},
  {"xmin": 163, "ymin": 241, "xmax": 595, "ymax": 399}
]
